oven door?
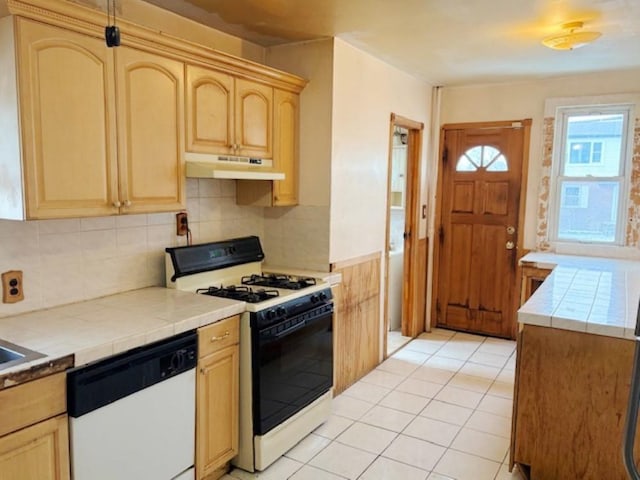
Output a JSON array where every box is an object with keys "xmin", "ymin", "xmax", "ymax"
[{"xmin": 252, "ymin": 306, "xmax": 333, "ymax": 435}]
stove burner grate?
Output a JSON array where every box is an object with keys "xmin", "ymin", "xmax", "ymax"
[
  {"xmin": 196, "ymin": 285, "xmax": 280, "ymax": 303},
  {"xmin": 241, "ymin": 274, "xmax": 316, "ymax": 290}
]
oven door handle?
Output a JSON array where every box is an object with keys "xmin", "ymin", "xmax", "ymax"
[{"xmin": 272, "ymin": 320, "xmax": 307, "ymax": 339}]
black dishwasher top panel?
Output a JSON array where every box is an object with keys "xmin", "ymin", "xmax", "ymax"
[{"xmin": 67, "ymin": 330, "xmax": 197, "ymax": 418}]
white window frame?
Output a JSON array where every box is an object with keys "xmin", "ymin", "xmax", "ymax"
[{"xmin": 548, "ymin": 103, "xmax": 634, "ymax": 246}]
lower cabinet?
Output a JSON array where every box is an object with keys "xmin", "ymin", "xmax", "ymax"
[
  {"xmin": 0, "ymin": 372, "xmax": 69, "ymax": 480},
  {"xmin": 196, "ymin": 316, "xmax": 240, "ymax": 480},
  {"xmin": 0, "ymin": 415, "xmax": 70, "ymax": 480}
]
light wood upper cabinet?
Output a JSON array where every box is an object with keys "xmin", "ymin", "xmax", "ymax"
[
  {"xmin": 16, "ymin": 18, "xmax": 119, "ymax": 219},
  {"xmin": 196, "ymin": 316, "xmax": 240, "ymax": 480},
  {"xmin": 272, "ymin": 89, "xmax": 299, "ymax": 206},
  {"xmin": 1, "ymin": 17, "xmax": 185, "ymax": 219},
  {"xmin": 186, "ymin": 65, "xmax": 273, "ymax": 159},
  {"xmin": 1, "ymin": 1, "xmax": 307, "ymax": 219},
  {"xmin": 236, "ymin": 88, "xmax": 299, "ymax": 207},
  {"xmin": 115, "ymin": 47, "xmax": 185, "ymax": 213},
  {"xmin": 235, "ymin": 78, "xmax": 272, "ymax": 158},
  {"xmin": 0, "ymin": 415, "xmax": 70, "ymax": 480},
  {"xmin": 186, "ymin": 66, "xmax": 233, "ymax": 154}
]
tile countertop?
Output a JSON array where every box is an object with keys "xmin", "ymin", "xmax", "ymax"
[
  {"xmin": 262, "ymin": 265, "xmax": 342, "ymax": 286},
  {"xmin": 0, "ymin": 287, "xmax": 245, "ymax": 384},
  {"xmin": 519, "ymin": 252, "xmax": 640, "ymax": 340}
]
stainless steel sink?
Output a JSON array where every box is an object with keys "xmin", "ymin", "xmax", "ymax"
[{"xmin": 0, "ymin": 339, "xmax": 45, "ymax": 370}]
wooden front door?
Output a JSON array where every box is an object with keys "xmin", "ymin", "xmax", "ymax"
[{"xmin": 435, "ymin": 122, "xmax": 528, "ymax": 338}]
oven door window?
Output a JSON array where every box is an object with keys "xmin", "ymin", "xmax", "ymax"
[{"xmin": 252, "ymin": 311, "xmax": 333, "ymax": 435}]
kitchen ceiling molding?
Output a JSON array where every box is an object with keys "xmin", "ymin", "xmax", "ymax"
[{"xmin": 6, "ymin": 0, "xmax": 306, "ymax": 93}]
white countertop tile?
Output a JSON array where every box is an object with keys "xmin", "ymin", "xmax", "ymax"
[
  {"xmin": 519, "ymin": 253, "xmax": 640, "ymax": 339},
  {"xmin": 0, "ymin": 287, "xmax": 246, "ymax": 375},
  {"xmin": 262, "ymin": 264, "xmax": 342, "ymax": 285}
]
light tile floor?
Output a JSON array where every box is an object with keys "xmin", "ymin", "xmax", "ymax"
[
  {"xmin": 224, "ymin": 328, "xmax": 525, "ymax": 480},
  {"xmin": 387, "ymin": 330, "xmax": 413, "ymax": 356}
]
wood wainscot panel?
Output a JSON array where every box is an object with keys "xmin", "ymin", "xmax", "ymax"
[
  {"xmin": 331, "ymin": 252, "xmax": 381, "ymax": 394},
  {"xmin": 407, "ymin": 237, "xmax": 428, "ymax": 336},
  {"xmin": 512, "ymin": 324, "xmax": 640, "ymax": 479}
]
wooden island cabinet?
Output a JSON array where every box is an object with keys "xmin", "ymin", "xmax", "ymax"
[{"xmin": 511, "ymin": 324, "xmax": 638, "ymax": 479}]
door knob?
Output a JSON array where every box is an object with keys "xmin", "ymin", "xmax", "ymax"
[
  {"xmin": 506, "ymin": 226, "xmax": 515, "ymax": 235},
  {"xmin": 506, "ymin": 241, "xmax": 515, "ymax": 250}
]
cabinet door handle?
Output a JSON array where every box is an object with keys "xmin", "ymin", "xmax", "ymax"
[
  {"xmin": 124, "ymin": 200, "xmax": 132, "ymax": 207},
  {"xmin": 211, "ymin": 331, "xmax": 230, "ymax": 342},
  {"xmin": 113, "ymin": 200, "xmax": 121, "ymax": 208}
]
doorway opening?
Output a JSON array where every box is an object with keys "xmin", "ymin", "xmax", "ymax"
[
  {"xmin": 384, "ymin": 115, "xmax": 427, "ymax": 357},
  {"xmin": 387, "ymin": 126, "xmax": 412, "ymax": 355}
]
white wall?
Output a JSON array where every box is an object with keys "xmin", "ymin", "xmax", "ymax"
[
  {"xmin": 439, "ymin": 68, "xmax": 640, "ymax": 249},
  {"xmin": 329, "ymin": 38, "xmax": 432, "ymax": 263}
]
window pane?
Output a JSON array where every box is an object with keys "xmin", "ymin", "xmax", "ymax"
[
  {"xmin": 466, "ymin": 146, "xmax": 482, "ymax": 166},
  {"xmin": 456, "ymin": 155, "xmax": 477, "ymax": 172},
  {"xmin": 564, "ymin": 114, "xmax": 624, "ymax": 176},
  {"xmin": 482, "ymin": 146, "xmax": 501, "ymax": 167},
  {"xmin": 457, "ymin": 146, "xmax": 508, "ymax": 172},
  {"xmin": 486, "ymin": 154, "xmax": 508, "ymax": 172},
  {"xmin": 557, "ymin": 180, "xmax": 620, "ymax": 242}
]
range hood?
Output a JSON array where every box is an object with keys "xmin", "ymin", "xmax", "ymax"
[{"xmin": 185, "ymin": 153, "xmax": 285, "ymax": 181}]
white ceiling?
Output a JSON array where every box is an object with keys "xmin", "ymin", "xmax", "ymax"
[{"xmin": 143, "ymin": 0, "xmax": 640, "ymax": 86}]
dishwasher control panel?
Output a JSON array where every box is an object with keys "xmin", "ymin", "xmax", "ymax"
[
  {"xmin": 161, "ymin": 346, "xmax": 197, "ymax": 378},
  {"xmin": 67, "ymin": 330, "xmax": 197, "ymax": 418}
]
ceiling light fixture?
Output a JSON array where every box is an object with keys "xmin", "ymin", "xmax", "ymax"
[{"xmin": 542, "ymin": 21, "xmax": 601, "ymax": 50}]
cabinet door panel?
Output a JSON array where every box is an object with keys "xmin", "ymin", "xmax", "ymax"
[
  {"xmin": 0, "ymin": 415, "xmax": 70, "ymax": 480},
  {"xmin": 17, "ymin": 19, "xmax": 118, "ymax": 218},
  {"xmin": 116, "ymin": 47, "xmax": 184, "ymax": 213},
  {"xmin": 197, "ymin": 344, "xmax": 239, "ymax": 479},
  {"xmin": 273, "ymin": 89, "xmax": 298, "ymax": 206},
  {"xmin": 186, "ymin": 66, "xmax": 233, "ymax": 154},
  {"xmin": 235, "ymin": 79, "xmax": 272, "ymax": 158}
]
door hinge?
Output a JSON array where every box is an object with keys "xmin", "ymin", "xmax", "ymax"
[
  {"xmin": 442, "ymin": 147, "xmax": 448, "ymax": 164},
  {"xmin": 438, "ymin": 225, "xmax": 444, "ymax": 243}
]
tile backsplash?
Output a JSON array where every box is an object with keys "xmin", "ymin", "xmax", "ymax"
[
  {"xmin": 0, "ymin": 179, "xmax": 264, "ymax": 318},
  {"xmin": 263, "ymin": 205, "xmax": 330, "ymax": 271}
]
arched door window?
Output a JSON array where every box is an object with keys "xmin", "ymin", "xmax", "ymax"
[{"xmin": 456, "ymin": 145, "xmax": 509, "ymax": 172}]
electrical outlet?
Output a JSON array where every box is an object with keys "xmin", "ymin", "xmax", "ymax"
[
  {"xmin": 2, "ymin": 270, "xmax": 24, "ymax": 304},
  {"xmin": 176, "ymin": 212, "xmax": 188, "ymax": 236}
]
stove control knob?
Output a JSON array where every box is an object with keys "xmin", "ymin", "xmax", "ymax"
[
  {"xmin": 310, "ymin": 294, "xmax": 319, "ymax": 304},
  {"xmin": 266, "ymin": 310, "xmax": 277, "ymax": 320},
  {"xmin": 276, "ymin": 306, "xmax": 286, "ymax": 316},
  {"xmin": 318, "ymin": 291, "xmax": 328, "ymax": 301}
]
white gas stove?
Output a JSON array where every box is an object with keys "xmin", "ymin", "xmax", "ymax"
[{"xmin": 165, "ymin": 236, "xmax": 333, "ymax": 472}]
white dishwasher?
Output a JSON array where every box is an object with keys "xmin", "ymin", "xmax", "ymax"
[{"xmin": 67, "ymin": 331, "xmax": 197, "ymax": 480}]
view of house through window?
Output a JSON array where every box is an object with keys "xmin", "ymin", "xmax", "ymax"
[{"xmin": 553, "ymin": 108, "xmax": 630, "ymax": 244}]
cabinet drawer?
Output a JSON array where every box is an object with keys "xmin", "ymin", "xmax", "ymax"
[
  {"xmin": 198, "ymin": 316, "xmax": 240, "ymax": 359},
  {"xmin": 0, "ymin": 372, "xmax": 66, "ymax": 437}
]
